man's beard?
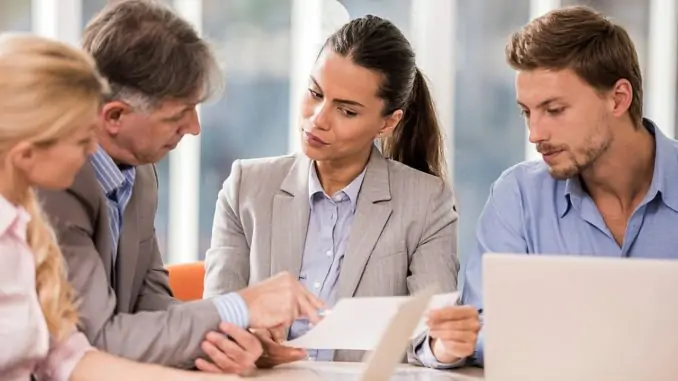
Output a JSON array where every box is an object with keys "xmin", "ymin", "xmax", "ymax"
[{"xmin": 541, "ymin": 127, "xmax": 613, "ymax": 180}]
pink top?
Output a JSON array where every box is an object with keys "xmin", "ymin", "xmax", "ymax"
[{"xmin": 0, "ymin": 195, "xmax": 93, "ymax": 381}]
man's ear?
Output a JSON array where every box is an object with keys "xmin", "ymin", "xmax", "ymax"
[
  {"xmin": 378, "ymin": 109, "xmax": 404, "ymax": 138},
  {"xmin": 610, "ymin": 78, "xmax": 633, "ymax": 118},
  {"xmin": 101, "ymin": 101, "xmax": 133, "ymax": 135}
]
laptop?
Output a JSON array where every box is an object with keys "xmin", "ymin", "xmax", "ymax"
[{"xmin": 483, "ymin": 253, "xmax": 678, "ymax": 381}]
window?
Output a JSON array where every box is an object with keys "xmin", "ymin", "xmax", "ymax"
[
  {"xmin": 339, "ymin": 0, "xmax": 412, "ymax": 37},
  {"xmin": 561, "ymin": 0, "xmax": 650, "ymax": 75},
  {"xmin": 454, "ymin": 0, "xmax": 531, "ymax": 261},
  {"xmin": 82, "ymin": 0, "xmax": 173, "ymax": 29},
  {"xmin": 0, "ymin": 0, "xmax": 31, "ymax": 32},
  {"xmin": 82, "ymin": 0, "xmax": 108, "ymax": 29},
  {"xmin": 6, "ymin": 0, "xmax": 672, "ymax": 266},
  {"xmin": 198, "ymin": 0, "xmax": 294, "ymax": 256}
]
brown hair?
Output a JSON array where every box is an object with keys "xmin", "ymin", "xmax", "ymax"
[
  {"xmin": 82, "ymin": 0, "xmax": 222, "ymax": 108},
  {"xmin": 324, "ymin": 15, "xmax": 446, "ymax": 179},
  {"xmin": 0, "ymin": 33, "xmax": 108, "ymax": 340},
  {"xmin": 505, "ymin": 6, "xmax": 643, "ymax": 127}
]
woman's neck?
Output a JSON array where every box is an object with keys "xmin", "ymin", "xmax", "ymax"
[{"xmin": 314, "ymin": 149, "xmax": 371, "ymax": 196}]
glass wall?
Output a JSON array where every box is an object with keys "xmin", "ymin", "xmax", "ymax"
[
  {"xmin": 82, "ymin": 0, "xmax": 173, "ymax": 29},
  {"xmin": 0, "ymin": 0, "xmax": 31, "ymax": 31},
  {"xmin": 81, "ymin": 0, "xmax": 108, "ymax": 28},
  {"xmin": 3, "ymin": 0, "xmax": 670, "ymax": 265},
  {"xmin": 454, "ymin": 0, "xmax": 531, "ymax": 261},
  {"xmin": 339, "ymin": 0, "xmax": 412, "ymax": 38},
  {"xmin": 198, "ymin": 0, "xmax": 293, "ymax": 256},
  {"xmin": 562, "ymin": 0, "xmax": 650, "ymax": 79}
]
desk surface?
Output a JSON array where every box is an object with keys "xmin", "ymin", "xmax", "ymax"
[{"xmin": 241, "ymin": 361, "xmax": 484, "ymax": 380}]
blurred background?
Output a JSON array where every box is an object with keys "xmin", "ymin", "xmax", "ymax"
[{"xmin": 2, "ymin": 0, "xmax": 675, "ymax": 268}]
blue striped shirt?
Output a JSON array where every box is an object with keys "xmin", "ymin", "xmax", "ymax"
[
  {"xmin": 90, "ymin": 146, "xmax": 249, "ymax": 328},
  {"xmin": 288, "ymin": 163, "xmax": 365, "ymax": 361},
  {"xmin": 90, "ymin": 146, "xmax": 136, "ymax": 265}
]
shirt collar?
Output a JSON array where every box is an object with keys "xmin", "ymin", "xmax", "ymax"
[
  {"xmin": 561, "ymin": 118, "xmax": 678, "ymax": 216},
  {"xmin": 89, "ymin": 146, "xmax": 132, "ymax": 196},
  {"xmin": 308, "ymin": 162, "xmax": 366, "ymax": 212},
  {"xmin": 0, "ymin": 194, "xmax": 31, "ymax": 240},
  {"xmin": 646, "ymin": 118, "xmax": 678, "ymax": 212}
]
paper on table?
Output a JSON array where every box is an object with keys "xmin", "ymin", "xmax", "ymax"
[{"xmin": 283, "ymin": 291, "xmax": 458, "ymax": 350}]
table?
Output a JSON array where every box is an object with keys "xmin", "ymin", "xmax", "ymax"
[{"xmin": 237, "ymin": 361, "xmax": 484, "ymax": 380}]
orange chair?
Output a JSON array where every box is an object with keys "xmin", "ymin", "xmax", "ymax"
[{"xmin": 166, "ymin": 261, "xmax": 205, "ymax": 302}]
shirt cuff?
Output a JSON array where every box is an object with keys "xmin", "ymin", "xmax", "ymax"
[
  {"xmin": 414, "ymin": 334, "xmax": 467, "ymax": 369},
  {"xmin": 39, "ymin": 331, "xmax": 95, "ymax": 381},
  {"xmin": 470, "ymin": 328, "xmax": 485, "ymax": 366},
  {"xmin": 212, "ymin": 292, "xmax": 249, "ymax": 328}
]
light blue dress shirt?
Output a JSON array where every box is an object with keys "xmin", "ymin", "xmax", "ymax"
[
  {"xmin": 453, "ymin": 118, "xmax": 678, "ymax": 367},
  {"xmin": 90, "ymin": 146, "xmax": 136, "ymax": 266},
  {"xmin": 90, "ymin": 147, "xmax": 248, "ymax": 327},
  {"xmin": 287, "ymin": 163, "xmax": 366, "ymax": 361}
]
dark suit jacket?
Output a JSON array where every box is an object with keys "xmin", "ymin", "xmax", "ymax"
[{"xmin": 38, "ymin": 162, "xmax": 221, "ymax": 368}]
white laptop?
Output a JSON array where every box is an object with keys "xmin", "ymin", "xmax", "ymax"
[{"xmin": 483, "ymin": 253, "xmax": 678, "ymax": 381}]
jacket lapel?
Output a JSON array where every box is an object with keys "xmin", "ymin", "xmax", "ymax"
[
  {"xmin": 114, "ymin": 178, "xmax": 141, "ymax": 312},
  {"xmin": 338, "ymin": 147, "xmax": 392, "ymax": 298},
  {"xmin": 270, "ymin": 155, "xmax": 312, "ymax": 279},
  {"xmin": 70, "ymin": 163, "xmax": 114, "ymax": 283}
]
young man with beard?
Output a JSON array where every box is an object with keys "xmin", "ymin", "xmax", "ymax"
[{"xmin": 412, "ymin": 5, "xmax": 678, "ymax": 368}]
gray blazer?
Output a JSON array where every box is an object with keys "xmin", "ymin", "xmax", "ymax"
[
  {"xmin": 203, "ymin": 147, "xmax": 460, "ymax": 362},
  {"xmin": 38, "ymin": 163, "xmax": 220, "ymax": 368}
]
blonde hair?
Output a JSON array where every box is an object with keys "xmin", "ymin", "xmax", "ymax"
[{"xmin": 0, "ymin": 33, "xmax": 108, "ymax": 340}]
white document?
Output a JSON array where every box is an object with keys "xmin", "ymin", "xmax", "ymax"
[{"xmin": 283, "ymin": 291, "xmax": 459, "ymax": 350}]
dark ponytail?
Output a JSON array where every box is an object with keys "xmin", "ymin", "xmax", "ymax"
[
  {"xmin": 382, "ymin": 68, "xmax": 445, "ymax": 178},
  {"xmin": 324, "ymin": 15, "xmax": 447, "ymax": 179}
]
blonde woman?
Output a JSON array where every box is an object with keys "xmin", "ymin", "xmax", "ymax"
[{"xmin": 0, "ymin": 33, "xmax": 239, "ymax": 381}]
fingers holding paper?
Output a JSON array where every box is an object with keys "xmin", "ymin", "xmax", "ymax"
[{"xmin": 426, "ymin": 305, "xmax": 481, "ymax": 363}]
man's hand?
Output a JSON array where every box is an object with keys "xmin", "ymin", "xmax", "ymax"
[
  {"xmin": 195, "ymin": 322, "xmax": 263, "ymax": 375},
  {"xmin": 251, "ymin": 329, "xmax": 307, "ymax": 369},
  {"xmin": 265, "ymin": 326, "xmax": 287, "ymax": 343},
  {"xmin": 426, "ymin": 305, "xmax": 481, "ymax": 364},
  {"xmin": 238, "ymin": 271, "xmax": 325, "ymax": 329}
]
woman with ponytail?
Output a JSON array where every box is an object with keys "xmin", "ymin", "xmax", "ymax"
[
  {"xmin": 203, "ymin": 15, "xmax": 479, "ymax": 367},
  {"xmin": 0, "ymin": 33, "xmax": 254, "ymax": 381}
]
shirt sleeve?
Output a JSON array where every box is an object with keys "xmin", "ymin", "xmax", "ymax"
[
  {"xmin": 413, "ymin": 334, "xmax": 467, "ymax": 369},
  {"xmin": 211, "ymin": 292, "xmax": 250, "ymax": 328},
  {"xmin": 460, "ymin": 170, "xmax": 528, "ymax": 366},
  {"xmin": 37, "ymin": 330, "xmax": 95, "ymax": 381}
]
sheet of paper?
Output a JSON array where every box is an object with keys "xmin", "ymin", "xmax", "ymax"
[
  {"xmin": 283, "ymin": 290, "xmax": 458, "ymax": 350},
  {"xmin": 412, "ymin": 291, "xmax": 460, "ymax": 338},
  {"xmin": 360, "ymin": 287, "xmax": 439, "ymax": 381}
]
